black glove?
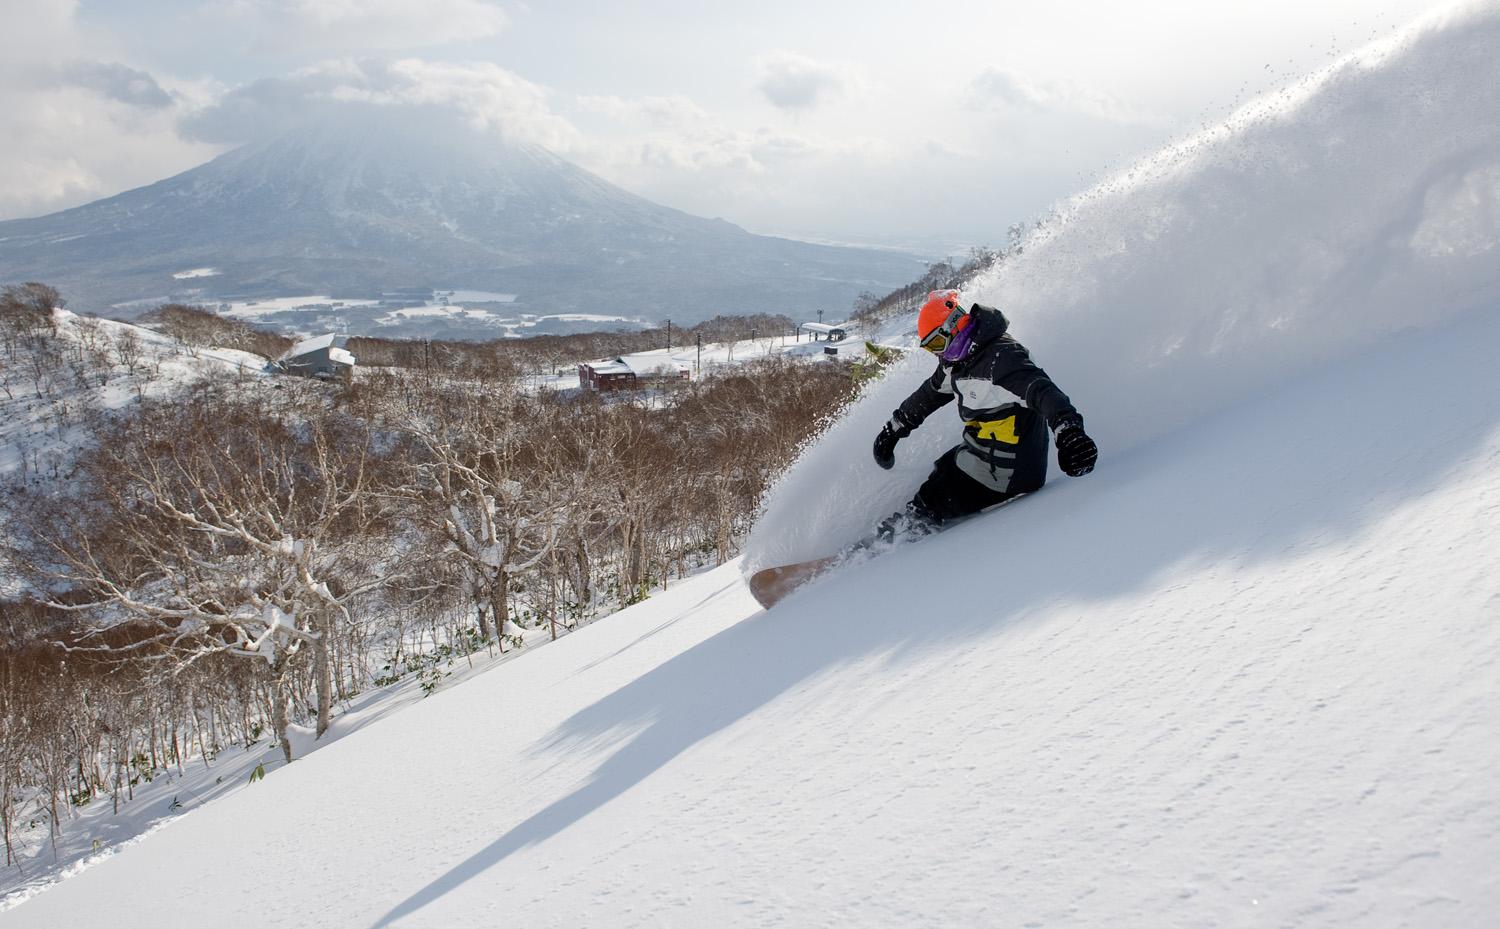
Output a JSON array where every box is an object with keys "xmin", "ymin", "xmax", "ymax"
[
  {"xmin": 872, "ymin": 414, "xmax": 914, "ymax": 470},
  {"xmin": 1052, "ymin": 414, "xmax": 1098, "ymax": 477}
]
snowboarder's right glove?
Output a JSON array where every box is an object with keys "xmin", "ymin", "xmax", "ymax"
[
  {"xmin": 1052, "ymin": 414, "xmax": 1098, "ymax": 477},
  {"xmin": 872, "ymin": 412, "xmax": 915, "ymax": 470}
]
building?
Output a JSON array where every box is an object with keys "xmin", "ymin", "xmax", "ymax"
[
  {"xmin": 272, "ymin": 333, "xmax": 356, "ymax": 380},
  {"xmin": 579, "ymin": 352, "xmax": 691, "ymax": 391},
  {"xmin": 799, "ymin": 322, "xmax": 848, "ymax": 342}
]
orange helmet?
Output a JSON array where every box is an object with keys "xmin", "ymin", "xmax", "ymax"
[{"xmin": 917, "ymin": 290, "xmax": 969, "ymax": 354}]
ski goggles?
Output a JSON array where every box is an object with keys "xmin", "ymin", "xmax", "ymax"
[{"xmin": 919, "ymin": 303, "xmax": 967, "ymax": 354}]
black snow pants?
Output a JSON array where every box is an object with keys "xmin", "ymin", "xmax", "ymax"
[{"xmin": 881, "ymin": 409, "xmax": 1050, "ymax": 542}]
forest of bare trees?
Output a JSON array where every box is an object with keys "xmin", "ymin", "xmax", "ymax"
[{"xmin": 0, "ymin": 288, "xmax": 865, "ymax": 866}]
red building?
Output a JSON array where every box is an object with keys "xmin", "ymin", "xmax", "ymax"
[{"xmin": 579, "ymin": 353, "xmax": 691, "ymax": 391}]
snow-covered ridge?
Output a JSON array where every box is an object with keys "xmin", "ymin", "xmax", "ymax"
[
  {"xmin": 0, "ymin": 310, "xmax": 267, "ymax": 600},
  {"xmin": 0, "ymin": 310, "xmax": 265, "ymax": 482},
  {"xmin": 746, "ymin": 0, "xmax": 1500, "ymax": 570}
]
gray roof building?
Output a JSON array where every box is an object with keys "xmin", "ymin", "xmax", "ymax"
[{"xmin": 273, "ymin": 333, "xmax": 356, "ymax": 379}]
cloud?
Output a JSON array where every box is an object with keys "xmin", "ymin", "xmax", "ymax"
[
  {"xmin": 561, "ymin": 98, "xmax": 915, "ymax": 240},
  {"xmin": 60, "ymin": 61, "xmax": 174, "ymax": 109},
  {"xmin": 181, "ymin": 58, "xmax": 579, "ymax": 149},
  {"xmin": 967, "ymin": 69, "xmax": 1049, "ymax": 111},
  {"xmin": 574, "ymin": 113, "xmax": 884, "ymax": 177},
  {"xmin": 755, "ymin": 52, "xmax": 856, "ymax": 111},
  {"xmin": 212, "ymin": 0, "xmax": 509, "ymax": 50},
  {"xmin": 0, "ymin": 1, "xmax": 1169, "ymax": 253},
  {"xmin": 966, "ymin": 68, "xmax": 1151, "ymax": 124},
  {"xmin": 576, "ymin": 94, "xmax": 709, "ymax": 129},
  {"xmin": 572, "ymin": 94, "xmax": 814, "ymax": 175},
  {"xmin": 631, "ymin": 131, "xmax": 815, "ymax": 173},
  {"xmin": 0, "ymin": 0, "xmax": 218, "ymax": 221}
]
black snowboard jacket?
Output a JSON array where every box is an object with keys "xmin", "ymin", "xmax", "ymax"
[{"xmin": 891, "ymin": 304, "xmax": 1078, "ymax": 491}]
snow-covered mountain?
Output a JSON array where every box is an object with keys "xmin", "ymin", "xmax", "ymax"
[
  {"xmin": 8, "ymin": 3, "xmax": 1500, "ymax": 927},
  {"xmin": 0, "ymin": 109, "xmax": 920, "ymax": 330}
]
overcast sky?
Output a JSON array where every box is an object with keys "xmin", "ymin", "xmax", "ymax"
[{"xmin": 0, "ymin": 0, "xmax": 1461, "ymax": 253}]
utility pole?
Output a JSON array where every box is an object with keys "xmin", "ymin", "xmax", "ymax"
[
  {"xmin": 696, "ymin": 332, "xmax": 702, "ymax": 376},
  {"xmin": 666, "ymin": 319, "xmax": 672, "ymax": 351},
  {"xmin": 817, "ymin": 309, "xmax": 824, "ymax": 324}
]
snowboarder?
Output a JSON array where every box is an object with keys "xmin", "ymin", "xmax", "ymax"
[
  {"xmin": 870, "ymin": 290, "xmax": 1097, "ymax": 541},
  {"xmin": 747, "ymin": 290, "xmax": 1099, "ymax": 608}
]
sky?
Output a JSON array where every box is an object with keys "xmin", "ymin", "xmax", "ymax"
[{"xmin": 0, "ymin": 0, "xmax": 1465, "ymax": 253}]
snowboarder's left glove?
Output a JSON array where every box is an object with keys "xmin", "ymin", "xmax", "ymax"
[
  {"xmin": 872, "ymin": 413, "xmax": 915, "ymax": 470},
  {"xmin": 1052, "ymin": 415, "xmax": 1097, "ymax": 477}
]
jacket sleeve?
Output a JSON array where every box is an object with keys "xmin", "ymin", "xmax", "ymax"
[
  {"xmin": 892, "ymin": 361, "xmax": 955, "ymax": 431},
  {"xmin": 990, "ymin": 336, "xmax": 1078, "ymax": 428}
]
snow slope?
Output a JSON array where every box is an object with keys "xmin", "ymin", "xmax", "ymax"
[
  {"xmin": 0, "ymin": 638, "xmax": 547, "ymax": 908},
  {"xmin": 0, "ymin": 310, "xmax": 266, "ymax": 481},
  {"xmin": 10, "ymin": 4, "xmax": 1500, "ymax": 926},
  {"xmin": 8, "ymin": 298, "xmax": 1499, "ymax": 928},
  {"xmin": 0, "ymin": 311, "xmax": 268, "ymax": 596}
]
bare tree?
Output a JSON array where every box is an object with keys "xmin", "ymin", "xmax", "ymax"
[
  {"xmin": 395, "ymin": 389, "xmax": 569, "ymax": 647},
  {"xmin": 0, "ymin": 282, "xmax": 61, "ymax": 338},
  {"xmin": 112, "ymin": 327, "xmax": 143, "ymax": 375},
  {"xmin": 0, "ymin": 660, "xmax": 25, "ymax": 867},
  {"xmin": 37, "ymin": 390, "xmax": 389, "ymax": 760}
]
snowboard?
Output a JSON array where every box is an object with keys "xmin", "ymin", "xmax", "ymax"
[
  {"xmin": 747, "ymin": 555, "xmax": 843, "ymax": 609},
  {"xmin": 747, "ymin": 493, "xmax": 1035, "ymax": 609}
]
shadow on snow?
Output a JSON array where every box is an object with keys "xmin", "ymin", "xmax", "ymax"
[{"xmin": 375, "ymin": 305, "xmax": 1500, "ymax": 927}]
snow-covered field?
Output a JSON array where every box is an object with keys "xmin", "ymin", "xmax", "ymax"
[
  {"xmin": 530, "ymin": 332, "xmax": 869, "ymax": 391},
  {"xmin": 8, "ymin": 2, "xmax": 1500, "ymax": 926},
  {"xmin": 215, "ymin": 294, "xmax": 383, "ymax": 318},
  {"xmin": 209, "ymin": 293, "xmax": 646, "ymax": 340}
]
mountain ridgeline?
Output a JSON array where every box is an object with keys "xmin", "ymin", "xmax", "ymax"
[{"xmin": 0, "ymin": 112, "xmax": 921, "ymax": 329}]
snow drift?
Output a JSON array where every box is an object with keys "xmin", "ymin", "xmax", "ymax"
[{"xmin": 746, "ymin": 0, "xmax": 1500, "ymax": 572}]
